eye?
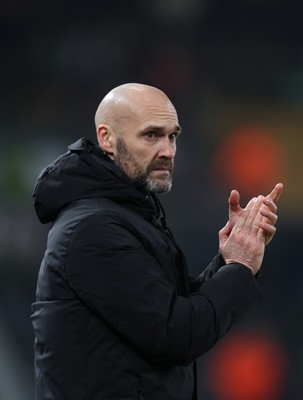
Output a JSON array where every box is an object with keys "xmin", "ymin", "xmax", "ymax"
[
  {"xmin": 169, "ymin": 133, "xmax": 177, "ymax": 141},
  {"xmin": 145, "ymin": 131, "xmax": 155, "ymax": 139}
]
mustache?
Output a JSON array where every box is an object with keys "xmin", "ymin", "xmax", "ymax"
[{"xmin": 147, "ymin": 159, "xmax": 174, "ymax": 173}]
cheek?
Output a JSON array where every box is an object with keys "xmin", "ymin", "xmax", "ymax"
[
  {"xmin": 127, "ymin": 152, "xmax": 150, "ymax": 176},
  {"xmin": 133, "ymin": 149, "xmax": 152, "ymax": 166}
]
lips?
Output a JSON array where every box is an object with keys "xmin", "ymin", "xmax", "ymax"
[{"xmin": 151, "ymin": 168, "xmax": 172, "ymax": 176}]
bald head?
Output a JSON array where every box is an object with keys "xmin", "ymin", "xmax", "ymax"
[
  {"xmin": 94, "ymin": 83, "xmax": 180, "ymax": 171},
  {"xmin": 94, "ymin": 83, "xmax": 175, "ymax": 134}
]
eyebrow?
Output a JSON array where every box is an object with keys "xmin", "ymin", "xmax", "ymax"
[{"xmin": 143, "ymin": 124, "xmax": 182, "ymax": 134}]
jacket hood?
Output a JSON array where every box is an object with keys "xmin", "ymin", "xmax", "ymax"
[{"xmin": 33, "ymin": 137, "xmax": 158, "ymax": 224}]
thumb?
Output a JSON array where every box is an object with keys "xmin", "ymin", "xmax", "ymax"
[
  {"xmin": 219, "ymin": 221, "xmax": 231, "ymax": 240},
  {"xmin": 219, "ymin": 221, "xmax": 231, "ymax": 253},
  {"xmin": 229, "ymin": 189, "xmax": 240, "ymax": 217}
]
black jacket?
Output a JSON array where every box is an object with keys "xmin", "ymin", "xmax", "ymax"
[{"xmin": 31, "ymin": 138, "xmax": 261, "ymax": 400}]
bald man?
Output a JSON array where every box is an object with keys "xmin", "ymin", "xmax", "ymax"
[{"xmin": 31, "ymin": 83, "xmax": 283, "ymax": 400}]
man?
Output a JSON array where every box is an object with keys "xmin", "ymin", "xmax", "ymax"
[{"xmin": 31, "ymin": 83, "xmax": 283, "ymax": 400}]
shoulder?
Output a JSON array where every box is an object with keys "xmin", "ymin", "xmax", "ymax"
[
  {"xmin": 65, "ymin": 198, "xmax": 144, "ymax": 252},
  {"xmin": 53, "ymin": 197, "xmax": 132, "ymax": 232},
  {"xmin": 48, "ymin": 198, "xmax": 135, "ymax": 254}
]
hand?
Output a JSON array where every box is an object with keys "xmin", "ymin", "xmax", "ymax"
[
  {"xmin": 220, "ymin": 195, "xmax": 266, "ymax": 275},
  {"xmin": 228, "ymin": 183, "xmax": 283, "ymax": 246}
]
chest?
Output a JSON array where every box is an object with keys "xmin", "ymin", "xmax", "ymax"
[{"xmin": 124, "ymin": 211, "xmax": 191, "ymax": 297}]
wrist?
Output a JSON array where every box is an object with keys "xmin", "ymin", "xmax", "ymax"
[{"xmin": 226, "ymin": 260, "xmax": 255, "ymax": 274}]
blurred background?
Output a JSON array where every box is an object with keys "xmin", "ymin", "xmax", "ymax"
[{"xmin": 0, "ymin": 0, "xmax": 303, "ymax": 399}]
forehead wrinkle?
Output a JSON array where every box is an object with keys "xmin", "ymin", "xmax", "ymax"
[
  {"xmin": 140, "ymin": 123, "xmax": 182, "ymax": 135},
  {"xmin": 139, "ymin": 107, "xmax": 179, "ymax": 129}
]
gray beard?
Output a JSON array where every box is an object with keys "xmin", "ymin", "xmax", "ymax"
[
  {"xmin": 144, "ymin": 175, "xmax": 172, "ymax": 194},
  {"xmin": 115, "ymin": 138, "xmax": 173, "ymax": 194}
]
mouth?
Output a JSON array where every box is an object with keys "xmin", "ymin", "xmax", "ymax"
[{"xmin": 151, "ymin": 168, "xmax": 171, "ymax": 173}]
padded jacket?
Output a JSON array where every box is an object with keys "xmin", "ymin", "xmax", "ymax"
[{"xmin": 31, "ymin": 137, "xmax": 261, "ymax": 400}]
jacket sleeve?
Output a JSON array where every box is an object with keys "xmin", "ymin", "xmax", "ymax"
[
  {"xmin": 66, "ymin": 212, "xmax": 261, "ymax": 367},
  {"xmin": 189, "ymin": 252, "xmax": 226, "ymax": 292}
]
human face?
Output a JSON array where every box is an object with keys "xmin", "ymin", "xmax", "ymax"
[
  {"xmin": 113, "ymin": 98, "xmax": 181, "ymax": 193},
  {"xmin": 115, "ymin": 135, "xmax": 175, "ymax": 193}
]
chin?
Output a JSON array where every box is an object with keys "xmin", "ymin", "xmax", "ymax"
[{"xmin": 146, "ymin": 177, "xmax": 172, "ymax": 194}]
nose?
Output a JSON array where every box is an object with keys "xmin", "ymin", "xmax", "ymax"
[{"xmin": 158, "ymin": 137, "xmax": 176, "ymax": 159}]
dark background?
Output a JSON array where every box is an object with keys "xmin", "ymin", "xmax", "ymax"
[{"xmin": 0, "ymin": 1, "xmax": 302, "ymax": 399}]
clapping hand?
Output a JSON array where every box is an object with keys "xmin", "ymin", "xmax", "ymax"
[
  {"xmin": 219, "ymin": 183, "xmax": 284, "ymax": 275},
  {"xmin": 228, "ymin": 183, "xmax": 283, "ymax": 245}
]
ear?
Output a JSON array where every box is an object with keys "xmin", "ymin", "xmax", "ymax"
[{"xmin": 96, "ymin": 124, "xmax": 115, "ymax": 158}]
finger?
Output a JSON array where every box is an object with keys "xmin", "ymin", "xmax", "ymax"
[
  {"xmin": 244, "ymin": 197, "xmax": 258, "ymax": 211},
  {"xmin": 263, "ymin": 198, "xmax": 277, "ymax": 213},
  {"xmin": 233, "ymin": 197, "xmax": 256, "ymax": 230},
  {"xmin": 266, "ymin": 182, "xmax": 284, "ymax": 204},
  {"xmin": 228, "ymin": 189, "xmax": 241, "ymax": 213},
  {"xmin": 256, "ymin": 201, "xmax": 274, "ymax": 243},
  {"xmin": 259, "ymin": 202, "xmax": 278, "ymax": 245},
  {"xmin": 260, "ymin": 208, "xmax": 278, "ymax": 226},
  {"xmin": 247, "ymin": 195, "xmax": 264, "ymax": 236},
  {"xmin": 258, "ymin": 222, "xmax": 276, "ymax": 245},
  {"xmin": 259, "ymin": 220, "xmax": 276, "ymax": 235},
  {"xmin": 236, "ymin": 196, "xmax": 262, "ymax": 233}
]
